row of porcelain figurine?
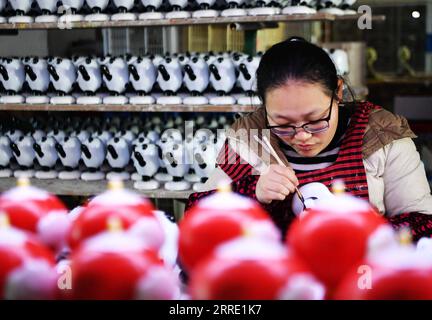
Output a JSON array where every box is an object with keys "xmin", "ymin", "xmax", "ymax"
[
  {"xmin": 0, "ymin": 0, "xmax": 358, "ymax": 24},
  {"xmin": 0, "ymin": 47, "xmax": 349, "ymax": 105},
  {"xmin": 0, "ymin": 113, "xmax": 233, "ymax": 191}
]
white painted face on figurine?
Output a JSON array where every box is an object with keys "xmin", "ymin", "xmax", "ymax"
[
  {"xmin": 128, "ymin": 56, "xmax": 157, "ymax": 94},
  {"xmin": 132, "ymin": 136, "xmax": 149, "ymax": 149},
  {"xmin": 291, "ymin": 182, "xmax": 336, "ymax": 217},
  {"xmin": 193, "ymin": 142, "xmax": 217, "ymax": 179},
  {"xmin": 6, "ymin": 129, "xmax": 24, "ymax": 142},
  {"xmin": 157, "ymin": 57, "xmax": 183, "ymax": 94},
  {"xmin": 321, "ymin": 0, "xmax": 342, "ymax": 7},
  {"xmin": 183, "ymin": 56, "xmax": 210, "ymax": 94},
  {"xmin": 8, "ymin": 0, "xmax": 32, "ymax": 13},
  {"xmin": 146, "ymin": 131, "xmax": 160, "ymax": 144},
  {"xmin": 0, "ymin": 58, "xmax": 25, "ymax": 93},
  {"xmin": 193, "ymin": 129, "xmax": 214, "ymax": 148},
  {"xmin": 106, "ymin": 137, "xmax": 131, "ymax": 169},
  {"xmin": 299, "ymin": 0, "xmax": 316, "ymax": 5},
  {"xmin": 72, "ymin": 56, "xmax": 85, "ymax": 67},
  {"xmin": 76, "ymin": 57, "xmax": 102, "ymax": 93},
  {"xmin": 86, "ymin": 0, "xmax": 110, "ymax": 12},
  {"xmin": 160, "ymin": 129, "xmax": 183, "ymax": 145},
  {"xmin": 36, "ymin": 0, "xmax": 58, "ymax": 13},
  {"xmin": 74, "ymin": 130, "xmax": 90, "ymax": 143},
  {"xmin": 96, "ymin": 55, "xmax": 109, "ymax": 66},
  {"xmin": 48, "ymin": 57, "xmax": 77, "ymax": 94},
  {"xmin": 81, "ymin": 137, "xmax": 106, "ymax": 169},
  {"xmin": 168, "ymin": 0, "xmax": 188, "ymax": 10},
  {"xmin": 231, "ymin": 53, "xmax": 247, "ymax": 68},
  {"xmin": 112, "ymin": 0, "xmax": 134, "ymax": 11},
  {"xmin": 47, "ymin": 129, "xmax": 66, "ymax": 143},
  {"xmin": 202, "ymin": 53, "xmax": 217, "ymax": 67},
  {"xmin": 238, "ymin": 55, "xmax": 260, "ymax": 92},
  {"xmin": 208, "ymin": 57, "xmax": 237, "ymax": 94},
  {"xmin": 141, "ymin": 0, "xmax": 162, "ymax": 10},
  {"xmin": 56, "ymin": 136, "xmax": 81, "ymax": 169},
  {"xmin": 61, "ymin": 0, "xmax": 85, "ymax": 11},
  {"xmin": 162, "ymin": 141, "xmax": 190, "ymax": 178},
  {"xmin": 123, "ymin": 54, "xmax": 138, "ymax": 64},
  {"xmin": 341, "ymin": 0, "xmax": 356, "ymax": 7},
  {"xmin": 34, "ymin": 136, "xmax": 59, "ymax": 168},
  {"xmin": 100, "ymin": 57, "xmax": 129, "ymax": 94},
  {"xmin": 116, "ymin": 130, "xmax": 136, "ymax": 145},
  {"xmin": 92, "ymin": 130, "xmax": 113, "ymax": 145},
  {"xmin": 195, "ymin": 0, "xmax": 216, "ymax": 8},
  {"xmin": 132, "ymin": 143, "xmax": 160, "ymax": 177},
  {"xmin": 0, "ymin": 135, "xmax": 12, "ymax": 167},
  {"xmin": 11, "ymin": 136, "xmax": 36, "ymax": 168},
  {"xmin": 24, "ymin": 57, "xmax": 50, "ymax": 93},
  {"xmin": 151, "ymin": 54, "xmax": 164, "ymax": 67}
]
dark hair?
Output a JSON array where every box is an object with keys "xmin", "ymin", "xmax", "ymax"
[{"xmin": 256, "ymin": 37, "xmax": 339, "ymax": 105}]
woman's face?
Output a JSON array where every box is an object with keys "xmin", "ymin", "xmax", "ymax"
[{"xmin": 265, "ymin": 80, "xmax": 340, "ymax": 157}]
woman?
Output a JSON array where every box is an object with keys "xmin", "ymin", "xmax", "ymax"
[{"xmin": 186, "ymin": 37, "xmax": 432, "ymax": 240}]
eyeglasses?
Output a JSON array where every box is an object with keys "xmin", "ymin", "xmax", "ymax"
[{"xmin": 265, "ymin": 92, "xmax": 335, "ymax": 137}]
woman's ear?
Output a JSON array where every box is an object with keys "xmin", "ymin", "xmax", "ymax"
[{"xmin": 336, "ymin": 78, "xmax": 344, "ymax": 101}]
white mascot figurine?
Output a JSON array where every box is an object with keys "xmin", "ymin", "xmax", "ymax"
[
  {"xmin": 56, "ymin": 136, "xmax": 82, "ymax": 180},
  {"xmin": 48, "ymin": 57, "xmax": 77, "ymax": 105},
  {"xmin": 132, "ymin": 142, "xmax": 161, "ymax": 190},
  {"xmin": 208, "ymin": 56, "xmax": 237, "ymax": 105},
  {"xmin": 183, "ymin": 56, "xmax": 210, "ymax": 105},
  {"xmin": 11, "ymin": 135, "xmax": 36, "ymax": 178},
  {"xmin": 76, "ymin": 57, "xmax": 103, "ymax": 105},
  {"xmin": 100, "ymin": 57, "xmax": 130, "ymax": 105},
  {"xmin": 80, "ymin": 137, "xmax": 106, "ymax": 181},
  {"xmin": 156, "ymin": 57, "xmax": 184, "ymax": 105},
  {"xmin": 128, "ymin": 56, "xmax": 157, "ymax": 104},
  {"xmin": 24, "ymin": 57, "xmax": 50, "ymax": 104},
  {"xmin": 162, "ymin": 140, "xmax": 190, "ymax": 191},
  {"xmin": 0, "ymin": 58, "xmax": 25, "ymax": 103},
  {"xmin": 106, "ymin": 137, "xmax": 132, "ymax": 180},
  {"xmin": 33, "ymin": 136, "xmax": 59, "ymax": 179}
]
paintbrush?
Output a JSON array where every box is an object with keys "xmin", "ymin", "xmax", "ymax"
[{"xmin": 252, "ymin": 134, "xmax": 306, "ymax": 208}]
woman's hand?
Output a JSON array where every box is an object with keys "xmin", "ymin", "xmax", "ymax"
[{"xmin": 256, "ymin": 164, "xmax": 299, "ymax": 204}]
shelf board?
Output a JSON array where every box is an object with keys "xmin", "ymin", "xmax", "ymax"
[
  {"xmin": 0, "ymin": 13, "xmax": 386, "ymax": 30},
  {"xmin": 0, "ymin": 177, "xmax": 192, "ymax": 199},
  {"xmin": 0, "ymin": 85, "xmax": 368, "ymax": 112},
  {"xmin": 0, "ymin": 13, "xmax": 336, "ymax": 30},
  {"xmin": 0, "ymin": 103, "xmax": 259, "ymax": 112},
  {"xmin": 333, "ymin": 14, "xmax": 386, "ymax": 22}
]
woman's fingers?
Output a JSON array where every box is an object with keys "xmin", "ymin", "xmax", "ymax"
[
  {"xmin": 256, "ymin": 164, "xmax": 300, "ymax": 204},
  {"xmin": 260, "ymin": 190, "xmax": 287, "ymax": 203},
  {"xmin": 268, "ymin": 175, "xmax": 298, "ymax": 192},
  {"xmin": 266, "ymin": 182, "xmax": 291, "ymax": 196},
  {"xmin": 266, "ymin": 191, "xmax": 287, "ymax": 202},
  {"xmin": 270, "ymin": 165, "xmax": 299, "ymax": 186}
]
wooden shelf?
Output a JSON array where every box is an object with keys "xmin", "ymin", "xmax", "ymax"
[
  {"xmin": 333, "ymin": 14, "xmax": 386, "ymax": 22},
  {"xmin": 0, "ymin": 85, "xmax": 369, "ymax": 112},
  {"xmin": 0, "ymin": 12, "xmax": 378, "ymax": 30},
  {"xmin": 0, "ymin": 103, "xmax": 259, "ymax": 113},
  {"xmin": 0, "ymin": 177, "xmax": 192, "ymax": 199}
]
